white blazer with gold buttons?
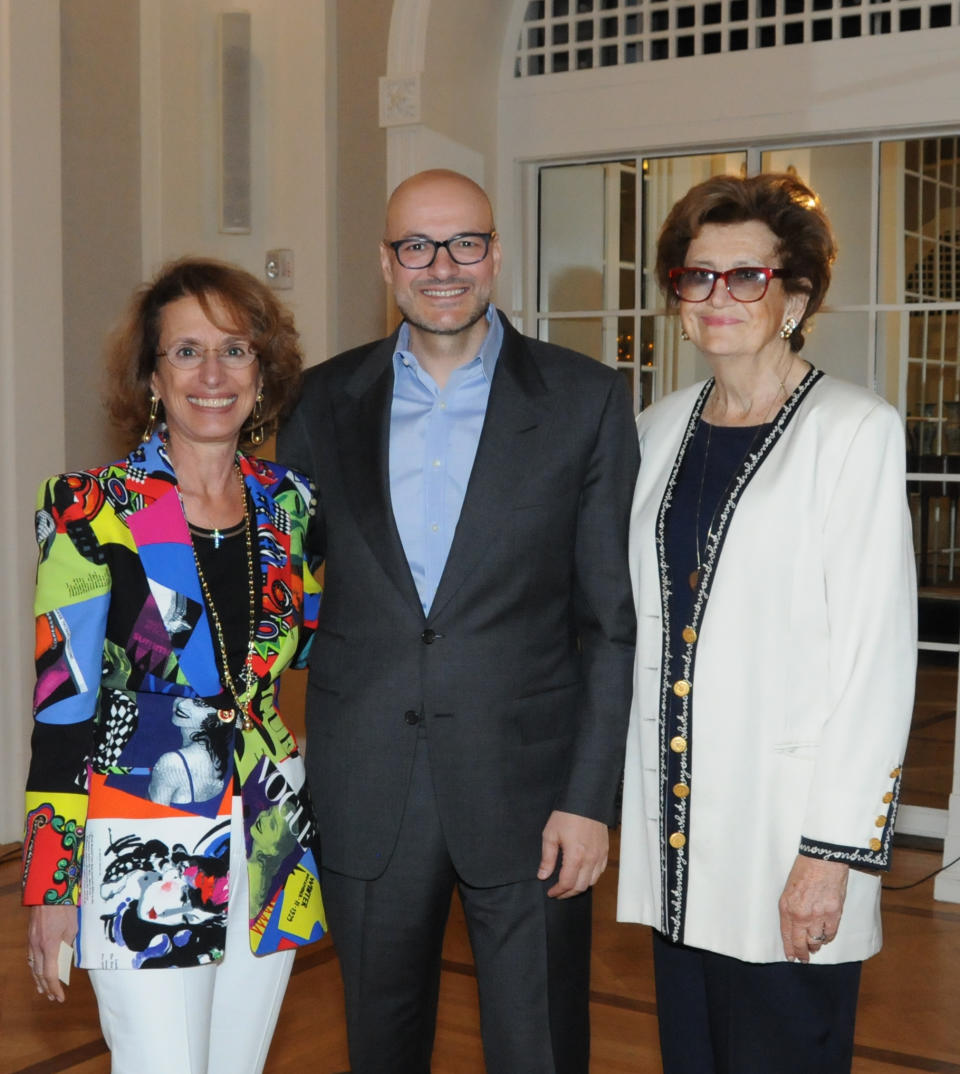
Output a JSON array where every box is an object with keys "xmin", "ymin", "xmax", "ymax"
[{"xmin": 617, "ymin": 371, "xmax": 917, "ymax": 964}]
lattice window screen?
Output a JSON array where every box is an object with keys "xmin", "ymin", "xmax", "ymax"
[
  {"xmin": 514, "ymin": 0, "xmax": 959, "ymax": 74},
  {"xmin": 904, "ymin": 137, "xmax": 960, "ymax": 464},
  {"xmin": 905, "ymin": 137, "xmax": 960, "ymax": 304}
]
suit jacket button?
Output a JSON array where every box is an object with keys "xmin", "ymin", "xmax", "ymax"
[
  {"xmin": 421, "ymin": 628, "xmax": 438, "ymax": 644},
  {"xmin": 404, "ymin": 710, "xmax": 420, "ymax": 725}
]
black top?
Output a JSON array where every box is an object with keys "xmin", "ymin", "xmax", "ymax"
[
  {"xmin": 665, "ymin": 419, "xmax": 769, "ymax": 656},
  {"xmin": 190, "ymin": 495, "xmax": 262, "ymax": 708}
]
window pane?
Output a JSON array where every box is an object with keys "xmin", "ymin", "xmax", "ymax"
[
  {"xmin": 890, "ymin": 307, "xmax": 960, "ymax": 455},
  {"xmin": 881, "ymin": 138, "xmax": 960, "ymax": 306},
  {"xmin": 641, "ymin": 151, "xmax": 746, "ymax": 310},
  {"xmin": 800, "ymin": 309, "xmax": 872, "ymax": 387},
  {"xmin": 539, "ymin": 161, "xmax": 636, "ymax": 313},
  {"xmin": 762, "ymin": 143, "xmax": 873, "ymax": 306},
  {"xmin": 538, "ymin": 317, "xmax": 604, "ymax": 361}
]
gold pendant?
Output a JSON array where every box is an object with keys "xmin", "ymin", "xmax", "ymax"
[
  {"xmin": 688, "ymin": 569, "xmax": 699, "ymax": 591},
  {"xmin": 240, "ymin": 714, "xmax": 254, "ymax": 732}
]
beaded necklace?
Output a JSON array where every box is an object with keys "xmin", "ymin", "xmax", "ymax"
[{"xmin": 182, "ymin": 461, "xmax": 258, "ymax": 732}]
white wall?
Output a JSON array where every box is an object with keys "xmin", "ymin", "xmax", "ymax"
[
  {"xmin": 336, "ymin": 0, "xmax": 389, "ymax": 352},
  {"xmin": 0, "ymin": 1, "xmax": 65, "ymax": 843},
  {"xmin": 140, "ymin": 0, "xmax": 335, "ymax": 367},
  {"xmin": 61, "ymin": 0, "xmax": 142, "ymax": 470}
]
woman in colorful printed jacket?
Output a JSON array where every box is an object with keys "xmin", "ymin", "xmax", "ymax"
[
  {"xmin": 22, "ymin": 257, "xmax": 325, "ymax": 1074},
  {"xmin": 617, "ymin": 173, "xmax": 917, "ymax": 1074}
]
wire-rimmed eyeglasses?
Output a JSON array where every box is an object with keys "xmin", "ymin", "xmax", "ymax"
[
  {"xmin": 668, "ymin": 266, "xmax": 790, "ymax": 303},
  {"xmin": 157, "ymin": 341, "xmax": 258, "ymax": 370},
  {"xmin": 386, "ymin": 231, "xmax": 496, "ymax": 270}
]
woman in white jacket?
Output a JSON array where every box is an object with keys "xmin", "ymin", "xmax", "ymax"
[{"xmin": 617, "ymin": 173, "xmax": 917, "ymax": 1074}]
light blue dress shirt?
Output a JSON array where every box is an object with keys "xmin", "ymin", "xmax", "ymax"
[{"xmin": 389, "ymin": 305, "xmax": 503, "ymax": 614}]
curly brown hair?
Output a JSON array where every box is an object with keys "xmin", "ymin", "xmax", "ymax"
[
  {"xmin": 655, "ymin": 173, "xmax": 838, "ymax": 353},
  {"xmin": 106, "ymin": 257, "xmax": 303, "ymax": 449}
]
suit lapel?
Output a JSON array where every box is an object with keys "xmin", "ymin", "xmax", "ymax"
[
  {"xmin": 428, "ymin": 318, "xmax": 545, "ymax": 620},
  {"xmin": 334, "ymin": 336, "xmax": 425, "ymax": 616}
]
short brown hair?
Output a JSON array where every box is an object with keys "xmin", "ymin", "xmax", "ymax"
[
  {"xmin": 106, "ymin": 257, "xmax": 303, "ymax": 448},
  {"xmin": 655, "ymin": 173, "xmax": 837, "ymax": 353}
]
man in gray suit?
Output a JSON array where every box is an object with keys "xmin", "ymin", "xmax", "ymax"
[{"xmin": 278, "ymin": 169, "xmax": 638, "ymax": 1074}]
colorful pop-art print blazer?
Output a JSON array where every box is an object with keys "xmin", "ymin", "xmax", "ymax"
[{"xmin": 21, "ymin": 430, "xmax": 325, "ymax": 969}]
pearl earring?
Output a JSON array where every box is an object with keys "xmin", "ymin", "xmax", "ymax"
[{"xmin": 779, "ymin": 317, "xmax": 798, "ymax": 340}]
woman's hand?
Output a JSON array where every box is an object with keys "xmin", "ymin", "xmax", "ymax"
[
  {"xmin": 778, "ymin": 855, "xmax": 849, "ymax": 962},
  {"xmin": 27, "ymin": 904, "xmax": 78, "ymax": 1003}
]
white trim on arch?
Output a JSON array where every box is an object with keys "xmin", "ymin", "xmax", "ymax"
[{"xmin": 382, "ymin": 0, "xmax": 488, "ymax": 195}]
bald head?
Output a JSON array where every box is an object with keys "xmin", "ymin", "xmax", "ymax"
[
  {"xmin": 384, "ymin": 170, "xmax": 495, "ymax": 241},
  {"xmin": 379, "ymin": 169, "xmax": 501, "ymax": 364}
]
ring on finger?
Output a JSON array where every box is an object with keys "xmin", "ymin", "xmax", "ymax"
[{"xmin": 809, "ymin": 933, "xmax": 827, "ymax": 942}]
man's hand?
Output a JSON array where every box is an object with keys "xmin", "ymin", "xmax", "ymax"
[
  {"xmin": 778, "ymin": 855, "xmax": 849, "ymax": 962},
  {"xmin": 538, "ymin": 810, "xmax": 609, "ymax": 898},
  {"xmin": 27, "ymin": 904, "xmax": 77, "ymax": 1003}
]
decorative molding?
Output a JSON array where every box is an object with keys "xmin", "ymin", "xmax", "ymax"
[
  {"xmin": 898, "ymin": 804, "xmax": 949, "ymax": 840},
  {"xmin": 379, "ymin": 74, "xmax": 422, "ymax": 128},
  {"xmin": 386, "ymin": 0, "xmax": 431, "ymax": 74},
  {"xmin": 383, "ymin": 0, "xmax": 430, "ymax": 191}
]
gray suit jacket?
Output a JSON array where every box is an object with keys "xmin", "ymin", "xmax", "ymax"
[{"xmin": 277, "ymin": 311, "xmax": 639, "ymax": 886}]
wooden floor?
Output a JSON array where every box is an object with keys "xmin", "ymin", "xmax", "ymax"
[{"xmin": 2, "ymin": 835, "xmax": 958, "ymax": 1074}]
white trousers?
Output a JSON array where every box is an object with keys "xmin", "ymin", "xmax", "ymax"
[{"xmin": 89, "ymin": 800, "xmax": 296, "ymax": 1074}]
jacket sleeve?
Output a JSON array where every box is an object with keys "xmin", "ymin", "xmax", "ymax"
[
  {"xmin": 798, "ymin": 402, "xmax": 917, "ymax": 869},
  {"xmin": 22, "ymin": 474, "xmax": 111, "ymax": 905},
  {"xmin": 555, "ymin": 372, "xmax": 640, "ymax": 825}
]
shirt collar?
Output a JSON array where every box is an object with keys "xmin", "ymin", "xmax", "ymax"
[{"xmin": 393, "ymin": 304, "xmax": 501, "ymax": 384}]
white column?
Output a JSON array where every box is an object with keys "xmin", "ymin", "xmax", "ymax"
[
  {"xmin": 0, "ymin": 0, "xmax": 65, "ymax": 842},
  {"xmin": 934, "ymin": 794, "xmax": 960, "ymax": 903}
]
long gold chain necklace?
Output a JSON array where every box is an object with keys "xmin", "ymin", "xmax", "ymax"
[{"xmin": 182, "ymin": 462, "xmax": 258, "ymax": 731}]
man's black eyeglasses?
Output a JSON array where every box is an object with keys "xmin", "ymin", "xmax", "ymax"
[{"xmin": 386, "ymin": 232, "xmax": 496, "ymax": 270}]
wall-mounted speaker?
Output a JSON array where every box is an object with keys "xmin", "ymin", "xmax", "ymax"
[{"xmin": 219, "ymin": 12, "xmax": 251, "ymax": 234}]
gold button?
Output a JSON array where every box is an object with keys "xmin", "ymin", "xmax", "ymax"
[
  {"xmin": 673, "ymin": 679, "xmax": 691, "ymax": 697},
  {"xmin": 670, "ymin": 736, "xmax": 687, "ymax": 753},
  {"xmin": 870, "ymin": 838, "xmax": 882, "ymax": 851},
  {"xmin": 673, "ymin": 783, "xmax": 690, "ymax": 798},
  {"xmin": 875, "ymin": 815, "xmax": 886, "ymax": 828},
  {"xmin": 882, "ymin": 792, "xmax": 894, "ymax": 804},
  {"xmin": 889, "ymin": 767, "xmax": 901, "ymax": 778},
  {"xmin": 682, "ymin": 626, "xmax": 697, "ymax": 644},
  {"xmin": 668, "ymin": 832, "xmax": 686, "ymax": 849}
]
